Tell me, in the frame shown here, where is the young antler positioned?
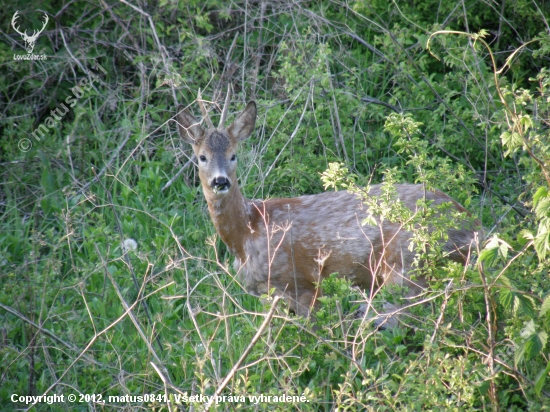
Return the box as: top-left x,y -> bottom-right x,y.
218,84 -> 232,129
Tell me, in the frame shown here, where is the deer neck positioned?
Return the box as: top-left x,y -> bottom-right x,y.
203,183 -> 251,259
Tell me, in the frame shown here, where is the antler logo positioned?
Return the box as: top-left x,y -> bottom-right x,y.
11,11 -> 49,54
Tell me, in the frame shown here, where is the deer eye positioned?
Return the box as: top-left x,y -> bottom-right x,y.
199,155 -> 207,162
230,154 -> 236,161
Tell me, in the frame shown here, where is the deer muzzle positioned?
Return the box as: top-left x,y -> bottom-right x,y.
210,176 -> 231,194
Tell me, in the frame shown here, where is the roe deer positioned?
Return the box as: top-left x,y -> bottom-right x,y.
176,92 -> 480,327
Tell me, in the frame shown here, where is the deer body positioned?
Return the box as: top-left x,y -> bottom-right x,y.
177,98 -> 479,322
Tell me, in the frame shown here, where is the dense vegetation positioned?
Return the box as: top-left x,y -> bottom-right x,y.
1,0 -> 550,410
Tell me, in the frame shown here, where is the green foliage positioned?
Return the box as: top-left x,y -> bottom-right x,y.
532,187 -> 550,261
480,235 -> 513,266
2,0 -> 550,410
319,162 -> 356,191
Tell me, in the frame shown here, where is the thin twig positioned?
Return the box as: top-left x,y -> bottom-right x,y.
95,244 -> 173,385
79,130 -> 132,193
361,96 -> 401,113
92,169 -> 166,357
213,32 -> 239,101
20,273 -> 174,411
204,296 -> 281,410
162,154 -> 196,192
264,81 -> 313,178
477,253 -> 500,411
251,1 -> 267,99
118,0 -> 178,106
430,280 -> 453,344
325,57 -> 349,162
198,89 -> 215,129
150,362 -> 170,409
0,303 -> 109,371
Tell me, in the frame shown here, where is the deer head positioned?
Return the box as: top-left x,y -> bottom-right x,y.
12,11 -> 49,54
176,90 -> 257,199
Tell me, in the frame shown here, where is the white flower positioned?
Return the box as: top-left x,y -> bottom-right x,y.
121,238 -> 138,252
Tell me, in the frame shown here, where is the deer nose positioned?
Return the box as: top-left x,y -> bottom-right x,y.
211,176 -> 231,192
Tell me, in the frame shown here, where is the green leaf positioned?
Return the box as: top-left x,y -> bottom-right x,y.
534,198 -> 550,220
500,131 -> 523,155
499,240 -> 510,260
540,294 -> 550,317
479,247 -> 498,266
516,294 -> 537,317
362,215 -> 377,227
518,229 -> 534,245
535,360 -> 550,396
480,235 -> 512,266
534,223 -> 550,261
499,288 -> 514,311
515,321 -> 548,365
533,186 -> 549,206
374,345 -> 386,356
478,380 -> 490,395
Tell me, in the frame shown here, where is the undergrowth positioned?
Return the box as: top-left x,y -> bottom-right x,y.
1,0 -> 549,410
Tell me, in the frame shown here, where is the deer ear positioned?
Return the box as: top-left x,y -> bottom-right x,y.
177,105 -> 204,144
227,101 -> 256,142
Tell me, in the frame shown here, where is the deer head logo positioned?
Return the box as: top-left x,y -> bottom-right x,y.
11,11 -> 49,54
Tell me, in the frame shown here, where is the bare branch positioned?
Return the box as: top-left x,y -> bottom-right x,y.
204,296 -> 281,410
198,89 -> 214,129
